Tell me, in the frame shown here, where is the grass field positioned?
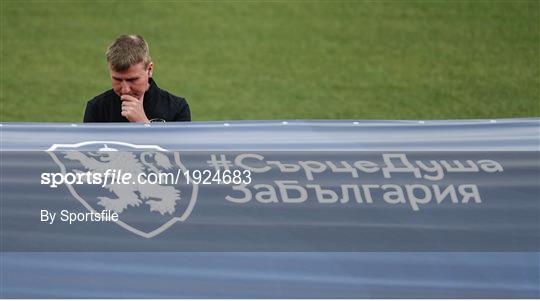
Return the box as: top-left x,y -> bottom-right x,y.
1,1 -> 538,122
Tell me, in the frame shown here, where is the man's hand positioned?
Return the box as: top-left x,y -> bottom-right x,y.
121,94 -> 149,123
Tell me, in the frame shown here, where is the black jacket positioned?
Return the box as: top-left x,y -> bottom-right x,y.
83,78 -> 190,122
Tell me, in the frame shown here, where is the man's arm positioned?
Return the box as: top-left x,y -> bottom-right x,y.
83,101 -> 97,122
174,99 -> 191,121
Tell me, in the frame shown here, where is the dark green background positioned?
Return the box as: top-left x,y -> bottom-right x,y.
1,1 -> 538,122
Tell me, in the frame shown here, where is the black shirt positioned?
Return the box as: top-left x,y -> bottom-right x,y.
83,78 -> 191,122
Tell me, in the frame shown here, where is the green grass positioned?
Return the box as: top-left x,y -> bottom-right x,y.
1,1 -> 538,122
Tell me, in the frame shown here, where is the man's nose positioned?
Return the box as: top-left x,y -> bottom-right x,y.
120,81 -> 131,94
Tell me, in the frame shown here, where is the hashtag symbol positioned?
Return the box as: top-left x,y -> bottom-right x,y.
207,154 -> 233,171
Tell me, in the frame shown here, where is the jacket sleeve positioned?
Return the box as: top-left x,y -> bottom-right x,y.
174,99 -> 191,122
83,101 -> 97,122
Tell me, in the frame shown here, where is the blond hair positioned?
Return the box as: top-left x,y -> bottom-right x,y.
106,35 -> 152,71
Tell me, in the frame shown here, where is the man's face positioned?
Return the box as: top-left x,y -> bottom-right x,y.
109,62 -> 153,101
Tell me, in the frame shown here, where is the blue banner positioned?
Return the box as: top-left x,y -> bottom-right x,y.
1,119 -> 539,297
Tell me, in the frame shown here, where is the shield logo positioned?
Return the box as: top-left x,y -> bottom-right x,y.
47,141 -> 198,238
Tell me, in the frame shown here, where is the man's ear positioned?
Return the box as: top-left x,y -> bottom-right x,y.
147,62 -> 154,78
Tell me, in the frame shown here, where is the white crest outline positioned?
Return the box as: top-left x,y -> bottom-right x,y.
47,141 -> 198,238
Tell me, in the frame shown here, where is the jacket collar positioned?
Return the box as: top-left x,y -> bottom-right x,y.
143,77 -> 159,114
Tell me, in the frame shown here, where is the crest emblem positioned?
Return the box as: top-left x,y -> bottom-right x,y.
47,141 -> 198,238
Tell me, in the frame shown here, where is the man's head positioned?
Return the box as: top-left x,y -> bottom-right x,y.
106,35 -> 153,100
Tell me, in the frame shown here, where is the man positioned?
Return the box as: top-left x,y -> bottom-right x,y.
84,35 -> 190,123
